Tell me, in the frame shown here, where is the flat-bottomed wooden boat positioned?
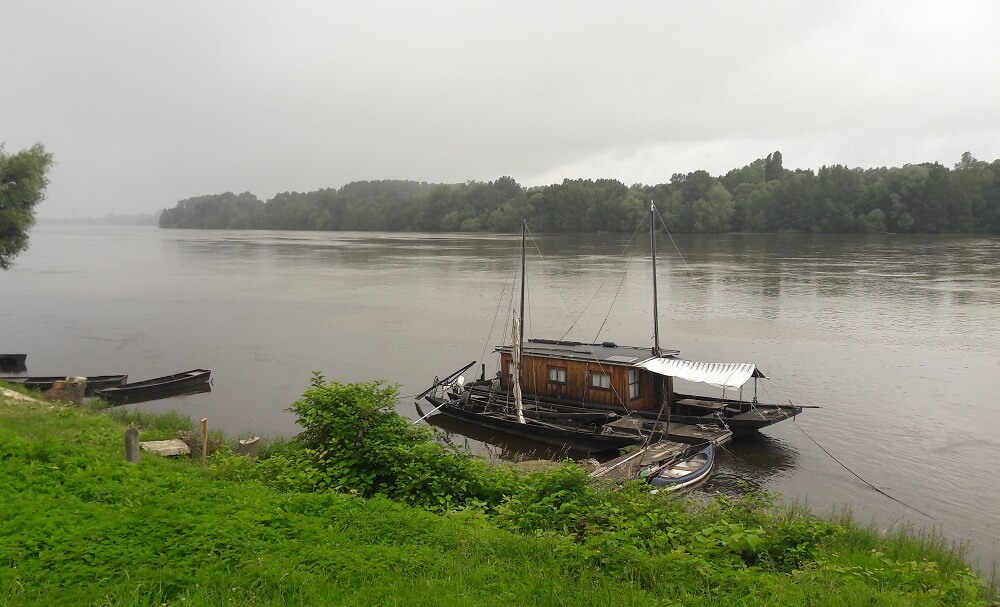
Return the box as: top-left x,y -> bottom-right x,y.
96,369 -> 211,401
0,374 -> 127,395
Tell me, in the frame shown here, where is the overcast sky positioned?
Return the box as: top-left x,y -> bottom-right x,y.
4,1 -> 999,218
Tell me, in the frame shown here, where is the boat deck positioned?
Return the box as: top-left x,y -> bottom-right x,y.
728,406 -> 801,421
590,440 -> 691,480
604,416 -> 733,446
675,397 -> 727,411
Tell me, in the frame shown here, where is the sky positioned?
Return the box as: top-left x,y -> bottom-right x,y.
3,1 -> 999,219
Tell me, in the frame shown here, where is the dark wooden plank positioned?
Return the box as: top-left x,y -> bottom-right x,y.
675,398 -> 727,410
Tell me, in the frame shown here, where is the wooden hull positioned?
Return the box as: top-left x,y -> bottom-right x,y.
0,374 -> 127,396
630,411 -> 796,436
638,394 -> 802,436
103,382 -> 212,404
96,369 -> 211,401
0,354 -> 27,367
426,396 -> 640,453
467,383 -> 789,437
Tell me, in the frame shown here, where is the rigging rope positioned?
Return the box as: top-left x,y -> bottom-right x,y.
479,259 -> 518,372
522,225 -> 570,342
590,217 -> 645,344
651,204 -> 699,280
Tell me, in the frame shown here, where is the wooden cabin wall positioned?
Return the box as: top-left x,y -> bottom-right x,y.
500,353 -> 669,411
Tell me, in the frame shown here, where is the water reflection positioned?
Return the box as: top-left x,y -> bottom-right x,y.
103,382 -> 213,405
413,402 -> 587,462
704,434 -> 800,495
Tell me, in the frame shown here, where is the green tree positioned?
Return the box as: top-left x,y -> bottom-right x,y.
951,152 -> 990,232
690,183 -> 734,232
815,165 -> 864,232
733,181 -> 778,232
764,150 -> 784,182
663,171 -> 734,232
721,158 -> 766,192
0,143 -> 55,269
771,170 -> 818,232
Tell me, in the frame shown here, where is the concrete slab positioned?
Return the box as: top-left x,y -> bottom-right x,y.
140,439 -> 190,457
0,386 -> 46,403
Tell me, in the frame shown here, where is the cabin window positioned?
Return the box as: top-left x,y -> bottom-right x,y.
589,371 -> 611,390
629,369 -> 641,399
547,366 -> 567,384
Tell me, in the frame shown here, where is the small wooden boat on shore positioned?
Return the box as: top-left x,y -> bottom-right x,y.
639,444 -> 715,491
103,381 -> 212,405
0,354 -> 28,370
0,374 -> 127,395
95,369 -> 211,401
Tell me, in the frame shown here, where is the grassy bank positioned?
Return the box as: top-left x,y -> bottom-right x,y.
0,384 -> 995,606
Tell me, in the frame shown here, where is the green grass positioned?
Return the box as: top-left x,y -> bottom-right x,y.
0,391 -> 994,606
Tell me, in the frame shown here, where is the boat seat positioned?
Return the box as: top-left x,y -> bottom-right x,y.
674,398 -> 726,411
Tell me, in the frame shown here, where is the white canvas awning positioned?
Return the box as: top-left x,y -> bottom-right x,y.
637,357 -> 764,390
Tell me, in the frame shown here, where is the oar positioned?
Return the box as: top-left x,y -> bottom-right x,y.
413,398 -> 451,424
414,360 -> 477,401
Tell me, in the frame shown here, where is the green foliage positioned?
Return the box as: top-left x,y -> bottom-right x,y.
279,373 -> 515,510
1,398 -> 644,606
0,142 -> 55,269
103,407 -> 195,439
495,466 -> 845,576
158,191 -> 264,229
1,388 -> 995,606
159,151 -> 1000,235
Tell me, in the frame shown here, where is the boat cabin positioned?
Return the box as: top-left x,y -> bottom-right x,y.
496,339 -> 679,412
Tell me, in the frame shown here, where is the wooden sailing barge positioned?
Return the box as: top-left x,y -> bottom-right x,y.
485,338 -> 800,437
423,202 -> 807,460
420,205 -> 781,455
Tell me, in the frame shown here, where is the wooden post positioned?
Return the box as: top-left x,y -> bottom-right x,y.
125,427 -> 140,463
236,436 -> 261,459
200,418 -> 208,466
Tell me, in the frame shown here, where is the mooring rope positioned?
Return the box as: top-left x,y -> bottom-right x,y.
792,419 -> 936,520
750,379 -> 936,519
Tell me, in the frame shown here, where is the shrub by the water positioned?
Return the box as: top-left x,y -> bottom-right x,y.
270,372 -> 517,510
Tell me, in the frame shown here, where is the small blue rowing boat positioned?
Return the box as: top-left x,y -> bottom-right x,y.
638,444 -> 715,491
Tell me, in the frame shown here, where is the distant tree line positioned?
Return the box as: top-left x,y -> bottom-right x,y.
158,152 -> 1000,234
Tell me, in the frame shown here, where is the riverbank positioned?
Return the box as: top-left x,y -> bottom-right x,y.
0,383 -> 995,606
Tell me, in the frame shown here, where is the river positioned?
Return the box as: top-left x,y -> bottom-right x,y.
3,224 -> 999,570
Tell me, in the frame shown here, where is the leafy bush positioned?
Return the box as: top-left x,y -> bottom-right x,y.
279,373 -> 515,510
279,375 -> 850,573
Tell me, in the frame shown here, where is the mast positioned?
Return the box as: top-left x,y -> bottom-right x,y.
650,202 -> 661,357
520,220 -> 526,363
646,200 -> 673,440
650,202 -> 671,441
512,220 -> 527,424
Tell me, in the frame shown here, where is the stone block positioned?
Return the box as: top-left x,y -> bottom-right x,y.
236,436 -> 261,458
140,439 -> 191,457
43,376 -> 87,406
125,427 -> 141,463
